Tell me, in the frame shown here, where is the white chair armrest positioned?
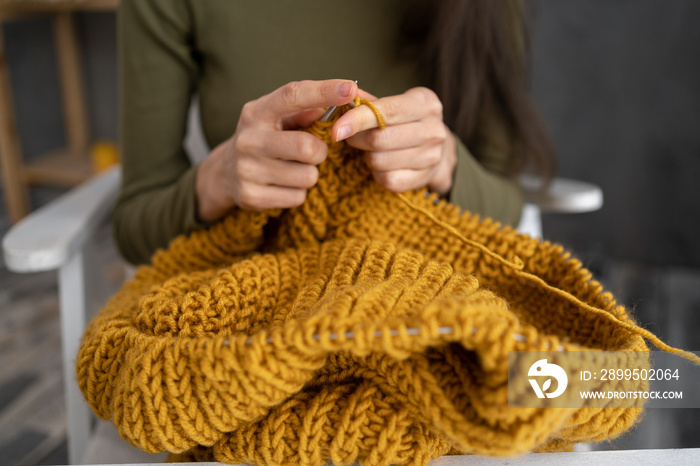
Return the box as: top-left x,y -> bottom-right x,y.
2,166 -> 121,273
520,174 -> 603,214
2,166 -> 122,463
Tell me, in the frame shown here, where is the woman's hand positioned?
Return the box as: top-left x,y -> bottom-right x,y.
196,79 -> 358,222
333,87 -> 457,195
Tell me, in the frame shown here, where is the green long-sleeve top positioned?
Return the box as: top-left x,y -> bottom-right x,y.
116,0 -> 524,265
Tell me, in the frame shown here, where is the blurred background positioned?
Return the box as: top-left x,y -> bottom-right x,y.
530,0 -> 700,453
0,0 -> 698,464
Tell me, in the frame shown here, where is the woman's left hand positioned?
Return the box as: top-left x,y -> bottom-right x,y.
332,87 -> 457,195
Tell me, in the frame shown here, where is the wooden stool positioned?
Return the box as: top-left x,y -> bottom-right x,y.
0,0 -> 118,224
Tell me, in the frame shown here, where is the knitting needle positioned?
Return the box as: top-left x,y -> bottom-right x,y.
182,327 -> 564,351
229,327 -> 564,351
320,80 -> 358,122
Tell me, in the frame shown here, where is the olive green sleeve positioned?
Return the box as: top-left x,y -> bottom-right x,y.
448,135 -> 524,227
114,0 -> 205,265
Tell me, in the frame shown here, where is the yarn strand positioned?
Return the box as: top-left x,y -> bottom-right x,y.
357,97 -> 386,129
397,192 -> 524,271
396,187 -> 700,365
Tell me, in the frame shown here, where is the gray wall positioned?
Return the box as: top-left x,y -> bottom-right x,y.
531,0 -> 700,267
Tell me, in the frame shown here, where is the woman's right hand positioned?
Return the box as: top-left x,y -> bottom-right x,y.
195,79 -> 358,223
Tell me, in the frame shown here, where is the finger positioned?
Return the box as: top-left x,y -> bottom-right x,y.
256,79 -> 358,122
372,168 -> 434,193
345,119 -> 446,152
239,157 -> 319,189
236,130 -> 328,165
282,107 -> 327,130
357,88 -> 378,101
333,87 -> 442,142
362,147 -> 442,172
237,184 -> 308,211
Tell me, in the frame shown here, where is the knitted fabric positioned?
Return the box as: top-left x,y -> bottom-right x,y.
77,99 -> 698,465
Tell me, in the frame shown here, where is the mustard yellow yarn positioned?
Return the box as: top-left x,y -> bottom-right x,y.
77,100 -> 696,465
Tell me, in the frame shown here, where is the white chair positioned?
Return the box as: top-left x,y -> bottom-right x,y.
517,173 -> 604,238
1,166 -> 166,464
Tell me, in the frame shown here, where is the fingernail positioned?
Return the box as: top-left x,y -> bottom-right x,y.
336,81 -> 353,97
336,125 -> 351,141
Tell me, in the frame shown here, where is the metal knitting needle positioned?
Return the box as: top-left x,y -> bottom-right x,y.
183,324 -> 565,351
229,327 -> 565,350
181,327 -> 536,345
320,80 -> 358,122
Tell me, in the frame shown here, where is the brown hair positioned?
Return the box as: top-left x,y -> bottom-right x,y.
401,0 -> 556,182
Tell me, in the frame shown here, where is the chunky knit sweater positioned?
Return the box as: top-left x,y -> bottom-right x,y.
77,101 -> 698,465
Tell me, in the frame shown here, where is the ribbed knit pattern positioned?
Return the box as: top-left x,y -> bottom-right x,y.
76,100 -> 696,465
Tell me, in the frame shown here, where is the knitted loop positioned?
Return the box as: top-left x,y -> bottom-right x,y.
356,96 -> 386,129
